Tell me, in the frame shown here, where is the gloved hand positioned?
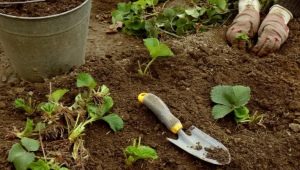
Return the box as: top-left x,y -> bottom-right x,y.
253,13 -> 289,56
226,6 -> 260,49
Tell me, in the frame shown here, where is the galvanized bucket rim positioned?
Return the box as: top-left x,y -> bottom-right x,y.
0,0 -> 89,20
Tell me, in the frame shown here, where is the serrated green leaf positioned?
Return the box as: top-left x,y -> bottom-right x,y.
40,102 -> 56,115
232,86 -> 251,107
29,159 -> 50,170
14,98 -> 33,114
76,73 -> 97,90
8,143 -> 27,162
16,118 -> 34,138
21,137 -> 40,152
15,98 -> 26,109
212,104 -> 233,119
49,89 -> 69,103
101,113 -> 124,132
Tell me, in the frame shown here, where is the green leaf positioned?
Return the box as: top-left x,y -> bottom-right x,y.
125,139 -> 158,166
143,38 -> 174,58
87,104 -> 102,120
40,102 -> 56,115
100,96 -> 114,115
14,98 -> 33,114
8,143 -> 35,170
234,106 -> 250,123
21,137 -> 40,152
212,104 -> 233,119
16,118 -> 34,138
215,0 -> 227,10
185,8 -> 200,18
8,143 -> 27,162
76,73 -> 97,90
101,113 -> 124,132
15,98 -> 26,109
163,8 -> 176,19
100,85 -> 110,96
49,89 -> 69,103
29,159 -> 50,170
232,86 -> 251,107
34,122 -> 46,132
125,145 -> 158,159
13,152 -> 35,170
211,85 -> 236,106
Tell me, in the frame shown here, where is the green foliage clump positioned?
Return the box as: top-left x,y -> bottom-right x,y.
8,137 -> 67,170
111,0 -> 231,37
210,85 -> 251,123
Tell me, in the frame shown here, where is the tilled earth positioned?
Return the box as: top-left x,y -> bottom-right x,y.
0,0 -> 300,169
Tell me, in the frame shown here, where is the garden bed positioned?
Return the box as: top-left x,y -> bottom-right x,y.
0,0 -> 300,169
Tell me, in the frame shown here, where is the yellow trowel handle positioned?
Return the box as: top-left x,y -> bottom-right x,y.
138,93 -> 183,134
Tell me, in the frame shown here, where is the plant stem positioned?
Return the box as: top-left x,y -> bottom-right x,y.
39,132 -> 47,161
158,28 -> 182,38
143,58 -> 156,75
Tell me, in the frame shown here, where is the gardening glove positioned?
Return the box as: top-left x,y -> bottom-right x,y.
253,6 -> 291,56
226,5 -> 260,49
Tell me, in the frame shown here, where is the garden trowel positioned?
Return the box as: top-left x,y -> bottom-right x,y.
138,93 -> 231,165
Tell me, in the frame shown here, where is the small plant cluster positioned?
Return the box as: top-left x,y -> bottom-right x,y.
8,137 -> 67,170
111,0 -> 231,37
138,38 -> 174,75
10,73 -> 124,169
124,137 -> 158,166
210,85 -> 263,123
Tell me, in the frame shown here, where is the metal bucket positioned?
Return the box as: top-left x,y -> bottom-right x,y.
0,0 -> 91,82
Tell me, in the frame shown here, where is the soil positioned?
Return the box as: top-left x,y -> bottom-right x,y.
0,0 -> 85,17
205,147 -> 230,165
0,0 -> 300,170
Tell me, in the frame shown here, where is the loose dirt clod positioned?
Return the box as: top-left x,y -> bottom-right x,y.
205,147 -> 229,165
190,141 -> 202,151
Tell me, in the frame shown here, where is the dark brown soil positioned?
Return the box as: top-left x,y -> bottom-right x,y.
0,0 -> 85,17
205,147 -> 230,165
0,0 -> 300,170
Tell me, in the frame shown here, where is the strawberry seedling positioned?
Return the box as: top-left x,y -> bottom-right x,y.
124,137 -> 158,166
15,98 -> 35,115
138,38 -> 174,75
8,137 -> 68,170
210,85 -> 251,123
68,73 -> 124,142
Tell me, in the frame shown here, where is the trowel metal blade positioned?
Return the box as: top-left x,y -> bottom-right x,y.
167,126 -> 231,165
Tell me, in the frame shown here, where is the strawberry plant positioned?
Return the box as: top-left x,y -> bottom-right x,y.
124,137 -> 158,166
68,73 -> 124,142
111,0 -> 231,37
138,38 -> 174,75
12,72 -> 124,168
210,85 -> 251,123
8,137 -> 67,170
